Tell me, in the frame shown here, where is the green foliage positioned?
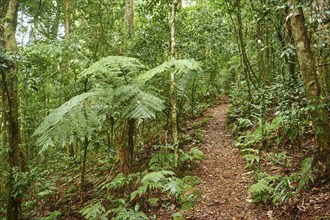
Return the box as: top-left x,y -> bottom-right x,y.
39,211 -> 62,220
191,116 -> 212,129
80,56 -> 146,87
229,75 -> 309,147
112,205 -> 148,220
136,59 -> 200,86
113,85 -> 164,124
180,147 -> 205,164
33,91 -> 105,150
93,145 -> 203,218
294,157 -> 314,189
148,146 -> 175,171
97,172 -> 141,192
33,56 -> 203,153
236,115 -> 283,149
267,151 -> 291,168
248,173 -> 280,203
248,157 -> 314,205
80,202 -> 109,220
130,170 -> 175,201
240,148 -> 260,169
34,56 -> 167,150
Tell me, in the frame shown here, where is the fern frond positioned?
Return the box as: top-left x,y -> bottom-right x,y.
80,56 -> 146,86
299,157 -> 313,175
136,59 -> 200,84
33,90 -> 107,151
164,177 -> 183,195
113,84 -> 165,124
141,170 -> 175,183
248,179 -> 274,194
130,183 -> 148,201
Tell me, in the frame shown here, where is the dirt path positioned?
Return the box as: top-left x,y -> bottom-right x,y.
189,104 -> 264,220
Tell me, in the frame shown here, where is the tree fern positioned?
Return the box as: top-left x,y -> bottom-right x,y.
33,90 -> 107,151
34,56 -> 165,150
80,56 -> 146,87
135,59 -> 200,85
116,85 -> 164,124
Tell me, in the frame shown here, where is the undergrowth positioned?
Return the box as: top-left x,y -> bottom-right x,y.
227,75 -> 316,207
79,145 -> 204,219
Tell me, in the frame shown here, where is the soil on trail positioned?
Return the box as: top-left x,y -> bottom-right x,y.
189,104 -> 263,220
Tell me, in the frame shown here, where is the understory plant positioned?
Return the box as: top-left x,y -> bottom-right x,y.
80,145 -> 203,219
248,157 -> 314,205
228,75 -> 316,206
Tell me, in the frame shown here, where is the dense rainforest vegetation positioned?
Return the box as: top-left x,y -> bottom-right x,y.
0,0 -> 329,219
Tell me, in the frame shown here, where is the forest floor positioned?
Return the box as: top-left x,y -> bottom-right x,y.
184,103 -> 265,220
183,103 -> 330,220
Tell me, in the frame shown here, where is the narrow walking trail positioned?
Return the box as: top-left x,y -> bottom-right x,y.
189,103 -> 264,220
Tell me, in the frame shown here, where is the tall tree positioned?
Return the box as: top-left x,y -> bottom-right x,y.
170,0 -> 179,168
125,0 -> 134,38
64,0 -> 71,38
1,0 -> 25,219
290,0 -> 330,175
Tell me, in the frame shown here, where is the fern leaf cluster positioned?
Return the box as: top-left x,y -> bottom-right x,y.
33,90 -> 106,150
34,56 -> 201,151
80,56 -> 145,86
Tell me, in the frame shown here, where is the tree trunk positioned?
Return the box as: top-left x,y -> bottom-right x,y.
128,118 -> 135,168
65,0 -> 71,38
125,0 -> 134,38
80,136 -> 88,203
290,0 -> 330,175
1,0 -> 25,219
170,0 -> 179,168
284,4 -> 297,81
235,0 -> 253,105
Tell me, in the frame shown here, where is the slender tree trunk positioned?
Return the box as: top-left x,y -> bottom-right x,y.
284,4 -> 297,81
170,0 -> 179,168
128,118 -> 135,168
319,55 -> 330,96
235,0 -> 253,104
80,136 -> 88,203
290,0 -> 330,175
64,0 -> 75,157
119,125 -> 131,174
80,80 -> 88,202
125,0 -> 134,38
65,0 -> 71,38
261,22 -> 270,84
1,1 -> 25,219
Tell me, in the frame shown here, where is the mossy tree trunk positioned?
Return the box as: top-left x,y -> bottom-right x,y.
290,0 -> 330,175
170,0 -> 179,168
1,0 -> 26,219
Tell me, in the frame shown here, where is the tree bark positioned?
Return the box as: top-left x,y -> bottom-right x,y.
65,0 -> 71,38
125,0 -> 134,38
1,0 -> 25,219
128,118 -> 135,168
235,0 -> 253,104
170,0 -> 179,168
284,4 -> 297,80
290,0 -> 330,175
80,136 -> 88,203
